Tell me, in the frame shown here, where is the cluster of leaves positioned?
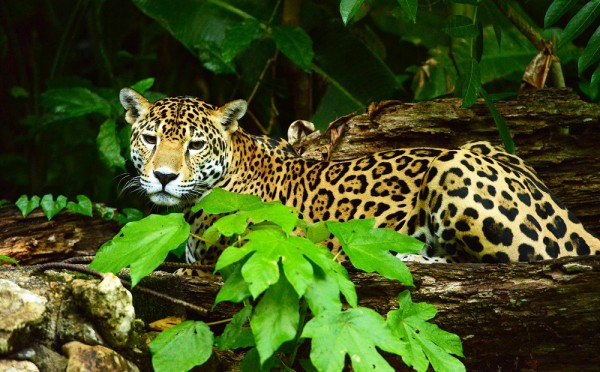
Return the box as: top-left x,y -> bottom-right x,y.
11,194 -> 142,225
91,188 -> 464,371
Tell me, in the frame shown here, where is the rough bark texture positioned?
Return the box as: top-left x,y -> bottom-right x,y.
0,207 -> 120,265
298,89 -> 600,236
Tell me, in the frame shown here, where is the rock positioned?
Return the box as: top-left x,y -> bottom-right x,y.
0,279 -> 47,354
14,343 -> 68,371
0,359 -> 40,371
71,273 -> 135,347
62,341 -> 140,372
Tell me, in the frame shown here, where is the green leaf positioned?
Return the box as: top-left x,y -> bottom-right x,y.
271,25 -> 314,72
215,260 -> 252,305
591,63 -> 600,90
305,221 -> 330,243
192,188 -> 262,213
340,0 -> 365,25
150,320 -> 214,372
327,219 -> 423,286
460,59 -> 481,108
240,348 -> 279,372
302,307 -> 408,372
241,230 -> 314,298
303,264 -> 343,316
387,291 -> 465,372
442,15 -> 479,38
97,119 -> 126,170
0,255 -> 18,265
130,77 -> 155,94
250,273 -> 299,364
222,20 -> 263,62
196,41 -> 236,74
66,195 -> 93,217
41,88 -> 112,121
397,0 -> 418,23
90,213 -> 190,287
216,305 -> 255,351
95,204 -> 116,221
115,208 -> 145,225
481,89 -> 515,154
15,195 -> 40,218
579,25 -> 600,74
544,0 -> 580,28
40,194 -> 67,220
558,0 -> 600,48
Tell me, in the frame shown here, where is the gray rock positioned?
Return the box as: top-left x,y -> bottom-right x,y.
62,341 -> 140,372
14,343 -> 68,372
0,279 -> 47,355
71,273 -> 135,348
0,359 -> 40,371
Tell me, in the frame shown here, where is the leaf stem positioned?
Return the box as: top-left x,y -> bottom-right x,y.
206,317 -> 233,326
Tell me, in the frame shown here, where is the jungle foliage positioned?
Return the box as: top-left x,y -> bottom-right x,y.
1,0 -> 598,207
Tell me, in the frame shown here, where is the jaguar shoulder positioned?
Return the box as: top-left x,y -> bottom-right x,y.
119,88 -> 600,264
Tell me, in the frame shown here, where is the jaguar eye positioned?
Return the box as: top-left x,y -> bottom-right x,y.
189,140 -> 205,151
143,134 -> 157,145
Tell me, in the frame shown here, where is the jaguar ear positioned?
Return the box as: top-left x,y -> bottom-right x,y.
217,99 -> 247,133
120,88 -> 150,125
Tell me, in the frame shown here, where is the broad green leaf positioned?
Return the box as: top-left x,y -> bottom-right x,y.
241,230 -> 314,298
192,188 -> 262,213
215,260 -> 252,305
579,25 -> 600,74
216,305 -> 255,351
271,25 -> 314,72
95,203 -> 116,221
215,245 -> 255,272
302,307 -> 408,372
305,221 -> 330,243
40,194 -> 67,220
250,273 -> 299,364
442,15 -> 479,38
15,195 -> 40,218
327,219 -> 423,286
481,89 -> 515,154
90,213 -> 189,286
591,63 -> 600,90
41,88 -> 112,121
544,0 -> 580,27
0,255 -> 18,265
222,20 -> 263,62
387,291 -> 465,372
115,208 -> 145,225
340,0 -> 365,25
130,77 -> 155,94
460,59 -> 481,108
398,0 -> 418,23
97,118 -> 126,170
558,0 -> 600,48
240,348 -> 279,372
150,320 -> 214,372
303,264 -> 343,315
196,41 -> 236,74
66,195 -> 93,217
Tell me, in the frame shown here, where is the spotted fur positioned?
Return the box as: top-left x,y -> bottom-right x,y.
120,88 -> 600,264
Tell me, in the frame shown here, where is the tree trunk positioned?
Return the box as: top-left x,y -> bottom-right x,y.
0,207 -> 120,265
298,89 -> 600,236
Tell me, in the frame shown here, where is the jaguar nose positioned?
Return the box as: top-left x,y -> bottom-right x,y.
153,171 -> 179,187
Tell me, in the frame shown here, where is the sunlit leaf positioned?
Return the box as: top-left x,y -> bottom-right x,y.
271,25 -> 314,72
150,320 -> 213,372
15,195 -> 40,218
340,0 -> 365,25
130,77 -> 155,94
215,305 -> 254,351
40,194 -> 67,220
222,20 -> 263,62
41,88 -> 112,122
97,119 -> 126,170
66,195 -> 93,217
481,89 -> 515,154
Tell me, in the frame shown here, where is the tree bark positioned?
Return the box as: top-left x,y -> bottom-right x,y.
298,89 -> 600,236
0,207 -> 120,265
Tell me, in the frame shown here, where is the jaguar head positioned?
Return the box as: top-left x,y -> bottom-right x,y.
119,88 -> 247,207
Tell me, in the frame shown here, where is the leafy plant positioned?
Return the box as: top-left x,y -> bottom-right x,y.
90,188 -> 464,371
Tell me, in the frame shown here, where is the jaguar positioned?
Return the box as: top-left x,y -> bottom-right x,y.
119,87 -> 600,264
